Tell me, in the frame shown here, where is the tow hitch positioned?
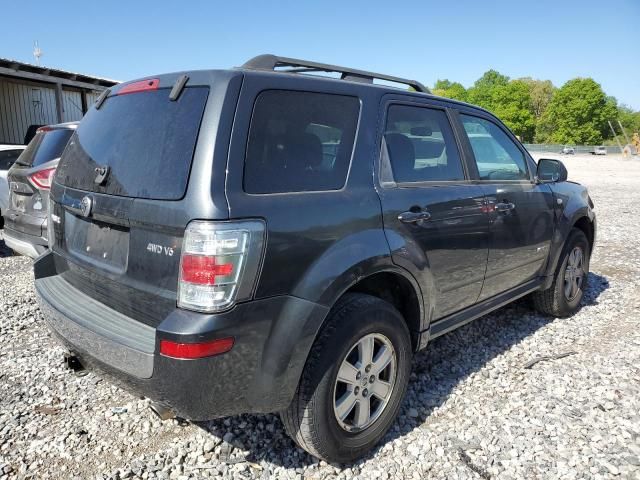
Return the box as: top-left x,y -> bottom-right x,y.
63,353 -> 87,376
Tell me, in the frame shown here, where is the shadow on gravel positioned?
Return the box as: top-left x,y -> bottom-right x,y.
194,273 -> 609,468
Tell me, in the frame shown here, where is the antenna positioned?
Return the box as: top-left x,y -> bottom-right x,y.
33,41 -> 43,66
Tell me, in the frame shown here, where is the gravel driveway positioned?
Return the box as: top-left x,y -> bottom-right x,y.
1,155 -> 639,480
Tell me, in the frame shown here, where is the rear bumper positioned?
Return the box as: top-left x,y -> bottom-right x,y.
3,227 -> 47,258
34,252 -> 328,420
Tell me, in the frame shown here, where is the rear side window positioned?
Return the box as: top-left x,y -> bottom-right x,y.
244,91 -> 359,194
384,105 -> 464,183
56,87 -> 208,200
0,149 -> 24,170
17,129 -> 73,167
460,115 -> 529,181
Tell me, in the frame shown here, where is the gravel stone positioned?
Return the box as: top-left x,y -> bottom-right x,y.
0,155 -> 639,479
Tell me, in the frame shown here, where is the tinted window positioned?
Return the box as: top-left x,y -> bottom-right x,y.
56,87 -> 208,200
0,149 -> 24,170
244,91 -> 359,194
17,129 -> 73,167
461,115 -> 528,181
384,105 -> 464,183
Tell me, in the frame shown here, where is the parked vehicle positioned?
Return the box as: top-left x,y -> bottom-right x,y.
0,145 -> 27,229
3,123 -> 77,257
34,55 -> 596,463
560,145 -> 575,154
592,146 -> 607,155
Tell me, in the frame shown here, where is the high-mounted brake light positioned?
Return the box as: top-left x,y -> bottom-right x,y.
159,337 -> 234,359
37,126 -> 53,133
29,167 -> 57,190
178,220 -> 265,313
117,78 -> 160,96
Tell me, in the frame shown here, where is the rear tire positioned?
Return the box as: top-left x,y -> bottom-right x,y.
533,228 -> 590,317
281,293 -> 412,463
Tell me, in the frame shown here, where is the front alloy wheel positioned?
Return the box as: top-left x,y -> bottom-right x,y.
564,246 -> 585,301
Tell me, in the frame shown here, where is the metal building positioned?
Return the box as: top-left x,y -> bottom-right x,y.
0,58 -> 118,145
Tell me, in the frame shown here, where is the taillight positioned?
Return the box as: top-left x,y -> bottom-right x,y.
178,220 -> 265,313
29,167 -> 56,190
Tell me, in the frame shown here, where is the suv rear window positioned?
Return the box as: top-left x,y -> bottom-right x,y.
244,90 -> 359,194
17,129 -> 73,167
56,87 -> 208,200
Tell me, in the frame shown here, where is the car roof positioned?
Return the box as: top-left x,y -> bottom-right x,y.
0,144 -> 27,151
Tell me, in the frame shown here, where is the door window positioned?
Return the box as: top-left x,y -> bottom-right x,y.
383,105 -> 464,183
460,115 -> 529,181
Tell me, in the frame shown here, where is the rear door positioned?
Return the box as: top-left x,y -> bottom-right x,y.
458,112 -> 554,300
376,98 -> 489,320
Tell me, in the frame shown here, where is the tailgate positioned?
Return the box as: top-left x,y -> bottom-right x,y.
49,79 -> 212,327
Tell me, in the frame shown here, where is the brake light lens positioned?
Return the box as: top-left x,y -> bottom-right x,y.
29,167 -> 57,190
178,220 -> 265,313
117,78 -> 160,96
159,337 -> 234,359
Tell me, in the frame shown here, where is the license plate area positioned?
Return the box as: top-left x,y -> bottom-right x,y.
64,212 -> 129,273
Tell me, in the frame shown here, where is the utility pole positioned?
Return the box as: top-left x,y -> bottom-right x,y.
617,120 -> 631,146
609,121 -> 623,153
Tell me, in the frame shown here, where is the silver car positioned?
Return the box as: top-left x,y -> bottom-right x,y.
0,145 -> 27,229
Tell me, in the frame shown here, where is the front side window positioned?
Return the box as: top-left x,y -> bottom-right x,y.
244,91 -> 360,194
460,115 -> 529,181
383,105 -> 464,183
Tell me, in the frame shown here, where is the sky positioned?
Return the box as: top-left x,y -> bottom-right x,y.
2,0 -> 639,109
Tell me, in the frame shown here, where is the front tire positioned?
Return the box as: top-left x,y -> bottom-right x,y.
533,228 -> 590,317
281,293 -> 412,463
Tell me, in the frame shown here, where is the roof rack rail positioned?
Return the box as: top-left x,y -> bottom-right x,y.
241,54 -> 430,93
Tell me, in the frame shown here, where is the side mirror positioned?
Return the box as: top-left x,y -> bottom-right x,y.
537,158 -> 568,183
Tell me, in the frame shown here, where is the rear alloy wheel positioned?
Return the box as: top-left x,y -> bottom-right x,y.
281,293 -> 412,463
533,228 -> 590,317
333,333 -> 397,432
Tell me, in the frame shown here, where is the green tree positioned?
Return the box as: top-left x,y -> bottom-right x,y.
464,70 -> 536,141
432,79 -> 467,101
539,78 -> 618,144
520,78 -> 555,119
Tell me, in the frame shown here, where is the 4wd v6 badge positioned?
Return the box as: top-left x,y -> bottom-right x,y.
146,243 -> 174,256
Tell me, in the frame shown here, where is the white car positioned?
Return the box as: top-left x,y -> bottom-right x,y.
0,145 -> 27,228
592,146 -> 607,155
560,146 -> 575,155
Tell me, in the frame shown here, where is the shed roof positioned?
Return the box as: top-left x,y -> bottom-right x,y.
0,57 -> 119,90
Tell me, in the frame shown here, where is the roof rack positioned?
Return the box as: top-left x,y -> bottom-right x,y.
241,54 -> 430,93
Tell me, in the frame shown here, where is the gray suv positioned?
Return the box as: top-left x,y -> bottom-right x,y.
4,122 -> 77,257
34,55 -> 596,462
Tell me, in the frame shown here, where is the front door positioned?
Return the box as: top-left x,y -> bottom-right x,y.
377,101 -> 489,320
459,113 -> 555,300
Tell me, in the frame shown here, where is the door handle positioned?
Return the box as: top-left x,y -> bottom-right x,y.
398,210 -> 431,223
495,202 -> 516,212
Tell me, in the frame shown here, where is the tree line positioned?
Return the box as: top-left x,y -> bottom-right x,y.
432,71 -> 640,145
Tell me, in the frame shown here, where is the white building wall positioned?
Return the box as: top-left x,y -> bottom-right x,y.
0,77 -> 104,144
0,78 -> 58,144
